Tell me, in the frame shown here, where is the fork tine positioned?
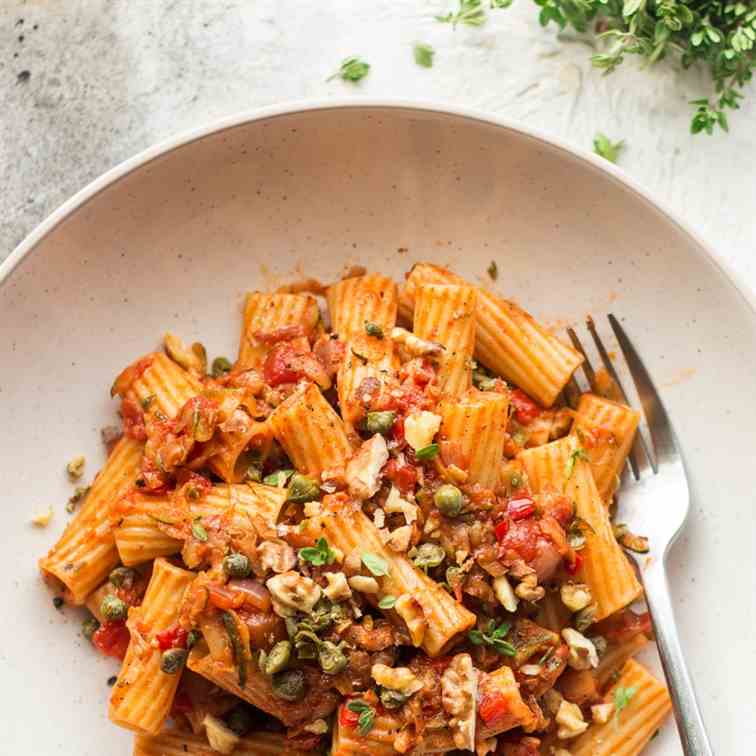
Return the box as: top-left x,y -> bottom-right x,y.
567,327 -> 598,392
607,314 -> 681,468
586,317 -> 655,477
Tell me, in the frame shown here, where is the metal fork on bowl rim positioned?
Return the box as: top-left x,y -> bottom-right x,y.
565,314 -> 714,756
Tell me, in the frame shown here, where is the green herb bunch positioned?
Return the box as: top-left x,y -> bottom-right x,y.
531,0 -> 756,134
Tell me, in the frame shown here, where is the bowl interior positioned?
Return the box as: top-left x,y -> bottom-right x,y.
2,104 -> 755,754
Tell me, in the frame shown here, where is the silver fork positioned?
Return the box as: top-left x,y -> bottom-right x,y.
565,314 -> 714,756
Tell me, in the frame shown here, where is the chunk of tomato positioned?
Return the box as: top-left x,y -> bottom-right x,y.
510,389 -> 541,425
479,692 -> 511,726
92,621 -> 130,660
263,343 -> 302,386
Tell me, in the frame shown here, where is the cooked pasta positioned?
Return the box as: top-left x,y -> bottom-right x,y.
413,283 -> 477,397
438,388 -> 509,488
570,660 -> 672,756
238,291 -> 320,369
399,262 -> 582,406
114,483 -> 287,566
519,436 -> 642,620
39,263 -> 670,756
572,392 -> 641,503
134,729 -> 312,756
109,558 -> 195,734
39,436 -> 144,604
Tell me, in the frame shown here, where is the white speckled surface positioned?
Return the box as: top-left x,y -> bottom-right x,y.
1,0 -> 755,295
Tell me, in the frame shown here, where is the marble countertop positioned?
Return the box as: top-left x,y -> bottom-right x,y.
2,1 -> 754,295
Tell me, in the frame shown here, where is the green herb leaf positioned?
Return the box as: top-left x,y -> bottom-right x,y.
358,707 -> 375,735
415,443 -> 440,461
263,469 -> 294,487
487,260 -> 498,280
593,133 -> 625,164
361,551 -> 389,577
468,621 -> 515,655
413,43 -> 435,68
329,57 -> 370,83
299,537 -> 337,567
436,0 -> 487,27
346,699 -> 371,713
564,447 -> 589,480
613,685 -> 638,721
192,518 -> 209,542
378,595 -> 397,609
517,0 -> 753,135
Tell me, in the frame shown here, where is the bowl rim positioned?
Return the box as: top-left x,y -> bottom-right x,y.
2,97 -> 754,315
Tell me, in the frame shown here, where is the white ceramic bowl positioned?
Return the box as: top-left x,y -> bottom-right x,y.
1,101 -> 754,755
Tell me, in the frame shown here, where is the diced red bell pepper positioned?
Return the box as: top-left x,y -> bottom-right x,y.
384,458 -> 417,495
155,625 -> 188,651
510,389 -> 541,425
508,495 -> 536,521
339,703 -> 361,729
495,519 -> 511,541
479,692 -> 511,725
92,621 -> 131,660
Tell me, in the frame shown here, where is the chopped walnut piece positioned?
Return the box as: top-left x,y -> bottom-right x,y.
441,653 -> 477,751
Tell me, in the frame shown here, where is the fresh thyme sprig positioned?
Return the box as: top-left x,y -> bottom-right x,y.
528,0 -> 756,134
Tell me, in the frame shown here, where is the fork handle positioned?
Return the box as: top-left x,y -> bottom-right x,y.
642,564 -> 715,755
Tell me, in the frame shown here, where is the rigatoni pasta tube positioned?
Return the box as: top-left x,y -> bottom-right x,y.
413,283 -> 476,397
308,507 -> 475,656
331,663 -> 534,756
124,352 -> 203,419
109,558 -> 194,734
133,728 -> 312,756
187,644 -> 340,727
238,292 -> 320,369
331,708 -> 402,756
570,659 -> 672,756
39,436 -> 143,604
114,483 -> 287,566
519,437 -> 642,620
400,263 -> 582,407
326,273 -> 398,340
438,388 -> 509,489
337,333 -> 398,430
572,393 -> 640,502
268,381 -> 353,475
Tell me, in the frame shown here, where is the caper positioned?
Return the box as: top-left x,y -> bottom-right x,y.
186,629 -> 201,649
100,594 -> 128,622
271,669 -> 306,701
380,687 -> 409,709
226,704 -> 254,736
293,629 -> 321,660
411,542 -> 446,571
286,473 -> 321,503
434,484 -> 464,517
364,321 -> 384,338
365,411 -> 396,435
318,640 -> 348,675
212,356 -> 233,378
308,599 -> 336,632
108,566 -> 137,589
222,552 -> 251,579
82,615 -> 100,641
160,647 -> 188,674
262,641 -> 292,675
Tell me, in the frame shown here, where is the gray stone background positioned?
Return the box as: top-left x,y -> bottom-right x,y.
1,1 -> 754,294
